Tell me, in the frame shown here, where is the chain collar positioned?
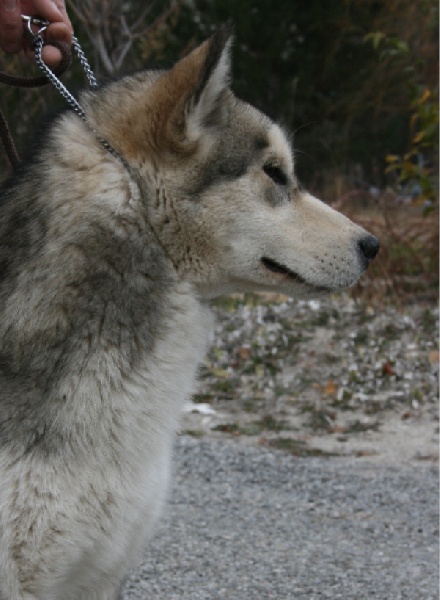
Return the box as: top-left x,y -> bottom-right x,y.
22,15 -> 127,167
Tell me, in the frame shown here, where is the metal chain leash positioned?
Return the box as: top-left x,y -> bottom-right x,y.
23,15 -> 125,164
33,34 -> 86,118
0,18 -> 72,169
71,38 -> 98,89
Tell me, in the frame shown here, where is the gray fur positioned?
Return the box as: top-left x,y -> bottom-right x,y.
0,29 -> 377,600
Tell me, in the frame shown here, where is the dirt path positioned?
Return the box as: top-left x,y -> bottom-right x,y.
181,294 -> 439,464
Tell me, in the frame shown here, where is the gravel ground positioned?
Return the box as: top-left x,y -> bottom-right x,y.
121,437 -> 439,600
120,294 -> 438,599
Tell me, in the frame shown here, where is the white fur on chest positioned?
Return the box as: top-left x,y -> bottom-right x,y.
79,285 -> 212,586
0,284 -> 212,600
77,284 -> 212,580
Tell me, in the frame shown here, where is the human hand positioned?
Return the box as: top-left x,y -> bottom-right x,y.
0,0 -> 73,68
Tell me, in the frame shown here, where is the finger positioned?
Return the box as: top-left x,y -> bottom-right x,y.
32,0 -> 73,34
0,0 -> 24,53
40,44 -> 62,67
53,0 -> 73,34
41,21 -> 72,67
22,20 -> 72,68
24,43 -> 64,68
41,23 -> 72,68
45,20 -> 72,46
23,21 -> 71,67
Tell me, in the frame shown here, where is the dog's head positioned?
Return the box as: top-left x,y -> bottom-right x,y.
83,27 -> 379,299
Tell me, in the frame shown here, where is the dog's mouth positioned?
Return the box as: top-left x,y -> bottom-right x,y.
261,257 -> 309,283
261,257 -> 330,291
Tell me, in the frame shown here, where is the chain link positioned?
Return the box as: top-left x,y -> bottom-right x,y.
25,17 -> 127,166
71,37 -> 98,89
33,35 -> 86,118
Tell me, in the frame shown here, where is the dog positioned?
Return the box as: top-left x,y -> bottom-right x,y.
0,26 -> 378,600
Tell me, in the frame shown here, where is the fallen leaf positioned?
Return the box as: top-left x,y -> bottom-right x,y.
328,424 -> 347,434
429,350 -> 439,364
324,379 -> 338,395
237,347 -> 251,360
355,450 -> 378,457
382,361 -> 395,376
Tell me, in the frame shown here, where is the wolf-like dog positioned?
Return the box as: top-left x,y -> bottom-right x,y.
0,27 -> 378,600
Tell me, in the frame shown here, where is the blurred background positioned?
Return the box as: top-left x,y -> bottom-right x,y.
0,0 -> 438,302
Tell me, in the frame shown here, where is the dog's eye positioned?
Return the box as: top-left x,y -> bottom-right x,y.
263,164 -> 288,186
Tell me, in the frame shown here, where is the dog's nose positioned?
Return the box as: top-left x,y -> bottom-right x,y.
358,235 -> 380,261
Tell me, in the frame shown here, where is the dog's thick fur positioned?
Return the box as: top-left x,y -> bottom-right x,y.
0,28 -> 378,600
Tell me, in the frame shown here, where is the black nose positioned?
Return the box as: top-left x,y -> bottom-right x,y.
358,235 -> 380,261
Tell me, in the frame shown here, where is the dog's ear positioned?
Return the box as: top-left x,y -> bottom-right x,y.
80,26 -> 234,161
153,24 -> 234,151
184,24 -> 233,136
